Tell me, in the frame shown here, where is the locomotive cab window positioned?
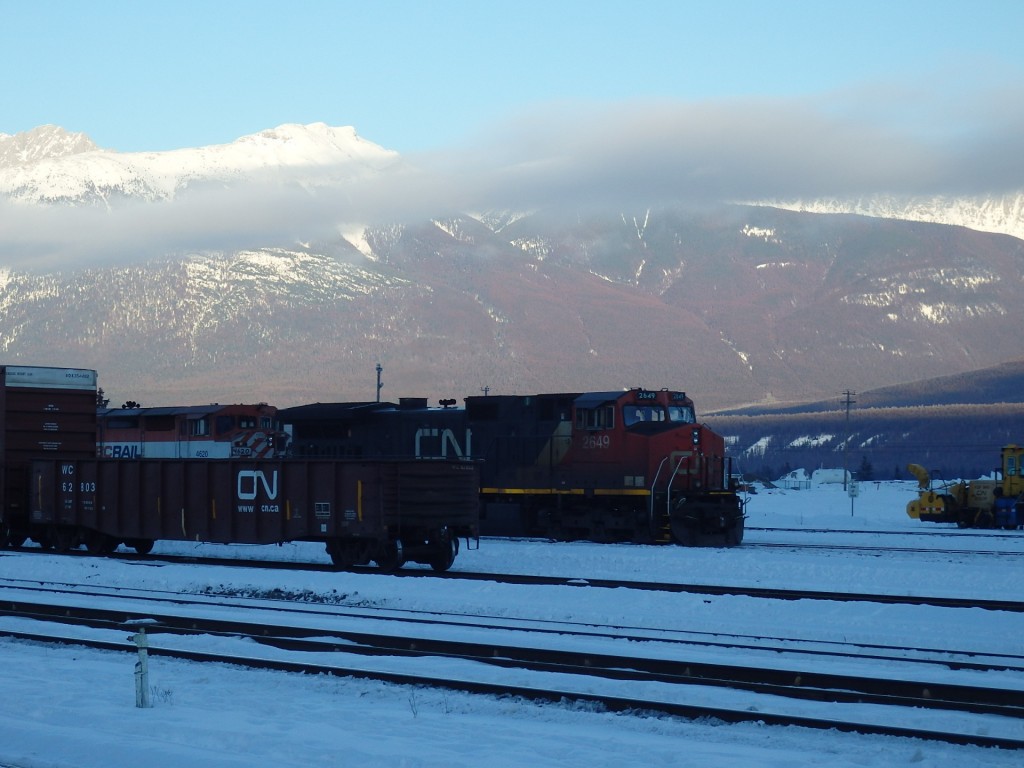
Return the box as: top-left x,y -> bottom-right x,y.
187,417 -> 209,437
145,415 -> 176,431
575,405 -> 615,430
105,416 -> 140,430
624,406 -> 667,426
216,415 -> 236,435
668,405 -> 696,423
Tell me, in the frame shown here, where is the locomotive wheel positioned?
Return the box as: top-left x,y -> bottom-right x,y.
375,540 -> 405,572
724,515 -> 745,546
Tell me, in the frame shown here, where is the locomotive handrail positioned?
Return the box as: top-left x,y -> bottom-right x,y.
648,453 -> 688,536
664,453 -> 688,520
649,456 -> 671,536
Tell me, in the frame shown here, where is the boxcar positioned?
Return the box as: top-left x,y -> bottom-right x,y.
1,365 -> 98,547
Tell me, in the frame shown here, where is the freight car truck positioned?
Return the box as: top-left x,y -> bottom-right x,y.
906,444 -> 1024,529
0,365 -> 98,547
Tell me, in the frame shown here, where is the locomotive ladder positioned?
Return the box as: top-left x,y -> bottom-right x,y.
649,454 -> 688,543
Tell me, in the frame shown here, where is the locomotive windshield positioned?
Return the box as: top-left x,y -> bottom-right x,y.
623,404 -> 695,427
668,405 -> 695,423
623,406 -> 665,426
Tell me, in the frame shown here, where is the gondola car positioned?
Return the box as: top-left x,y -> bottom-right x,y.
281,388 -> 744,546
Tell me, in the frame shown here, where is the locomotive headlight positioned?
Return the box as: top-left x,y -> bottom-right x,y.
692,428 -> 700,445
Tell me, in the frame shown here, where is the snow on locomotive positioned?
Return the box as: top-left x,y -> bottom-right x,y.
281,388 -> 745,546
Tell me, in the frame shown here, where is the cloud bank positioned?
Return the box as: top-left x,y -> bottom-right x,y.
3,86 -> 1023,271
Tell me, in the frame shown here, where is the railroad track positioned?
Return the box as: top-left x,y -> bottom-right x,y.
1,587 -> 1023,750
741,541 -> 1024,557
3,575 -> 1022,673
748,525 -> 1024,540
4,548 -> 1022,612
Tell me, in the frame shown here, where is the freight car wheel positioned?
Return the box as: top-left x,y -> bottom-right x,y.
50,526 -> 76,553
375,540 -> 405,572
429,538 -> 458,573
85,531 -> 117,556
2,525 -> 27,549
128,539 -> 154,555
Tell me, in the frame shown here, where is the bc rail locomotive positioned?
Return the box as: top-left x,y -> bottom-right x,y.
0,365 -> 478,571
281,388 -> 745,546
97,403 -> 289,459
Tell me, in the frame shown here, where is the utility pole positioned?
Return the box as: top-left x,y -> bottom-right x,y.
842,389 -> 856,491
480,386 -> 490,396
376,364 -> 383,403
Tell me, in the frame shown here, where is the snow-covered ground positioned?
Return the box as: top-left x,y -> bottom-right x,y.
1,480 -> 1022,767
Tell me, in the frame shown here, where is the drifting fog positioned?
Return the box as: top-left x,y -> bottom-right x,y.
2,88 -> 1024,271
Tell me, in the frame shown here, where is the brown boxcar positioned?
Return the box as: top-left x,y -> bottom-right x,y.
1,365 -> 98,547
31,458 -> 479,572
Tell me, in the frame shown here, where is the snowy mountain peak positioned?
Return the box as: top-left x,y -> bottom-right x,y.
0,125 -> 98,168
0,123 -> 399,205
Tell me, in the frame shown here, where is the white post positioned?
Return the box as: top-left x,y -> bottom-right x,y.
128,623 -> 154,708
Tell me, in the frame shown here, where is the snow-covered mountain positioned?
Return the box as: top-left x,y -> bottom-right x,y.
0,123 -> 400,205
5,124 -> 1024,242
762,193 -> 1024,243
1,123 -> 1023,411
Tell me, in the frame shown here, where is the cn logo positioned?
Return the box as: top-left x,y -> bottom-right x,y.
414,428 -> 472,458
237,470 -> 279,500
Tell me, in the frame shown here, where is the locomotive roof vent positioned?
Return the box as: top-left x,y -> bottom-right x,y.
398,397 -> 429,410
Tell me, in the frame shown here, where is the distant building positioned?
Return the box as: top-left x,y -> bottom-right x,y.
811,468 -> 851,485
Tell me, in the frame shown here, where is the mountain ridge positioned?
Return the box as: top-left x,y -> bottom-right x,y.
1,123 -> 1023,414
0,123 -> 399,205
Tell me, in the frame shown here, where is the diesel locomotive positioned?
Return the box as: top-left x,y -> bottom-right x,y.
97,403 -> 289,459
281,388 -> 745,546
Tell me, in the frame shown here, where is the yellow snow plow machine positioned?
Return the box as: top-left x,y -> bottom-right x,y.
906,445 -> 1024,529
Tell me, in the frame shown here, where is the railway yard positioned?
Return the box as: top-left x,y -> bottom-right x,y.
1,481 -> 1022,766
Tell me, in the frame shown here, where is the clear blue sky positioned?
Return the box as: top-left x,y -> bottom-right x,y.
3,0 -> 1024,274
3,0 -> 1022,154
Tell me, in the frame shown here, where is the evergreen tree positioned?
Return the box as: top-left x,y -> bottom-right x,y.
858,455 -> 874,481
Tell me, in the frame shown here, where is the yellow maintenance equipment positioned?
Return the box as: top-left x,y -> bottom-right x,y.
906,445 -> 1024,529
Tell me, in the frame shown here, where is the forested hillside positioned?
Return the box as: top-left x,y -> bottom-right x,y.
708,358 -> 1024,481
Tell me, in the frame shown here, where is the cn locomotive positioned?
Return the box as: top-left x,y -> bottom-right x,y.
281,388 -> 745,546
0,365 -> 478,571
